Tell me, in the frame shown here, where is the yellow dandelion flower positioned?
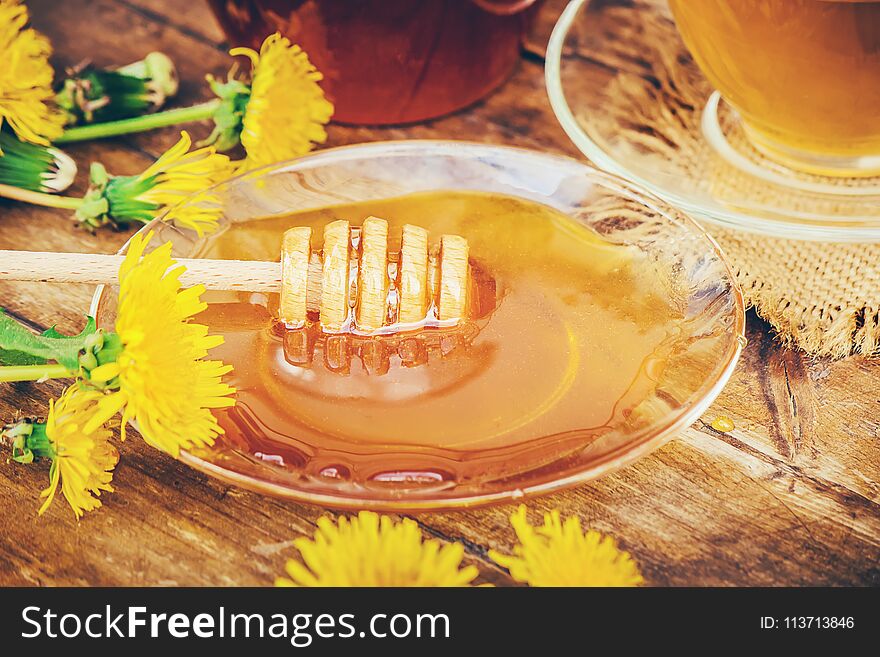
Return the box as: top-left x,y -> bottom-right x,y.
38,385 -> 118,519
232,33 -> 334,170
276,511 -> 479,587
489,505 -> 644,587
58,34 -> 334,168
136,131 -> 229,216
84,231 -> 236,457
77,131 -> 232,234
0,0 -> 65,147
209,33 -> 334,171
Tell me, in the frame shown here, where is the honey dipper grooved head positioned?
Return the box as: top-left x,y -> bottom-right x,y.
279,227 -> 311,325
438,234 -> 469,321
398,224 -> 429,324
356,217 -> 390,331
320,220 -> 351,331
279,218 -> 472,333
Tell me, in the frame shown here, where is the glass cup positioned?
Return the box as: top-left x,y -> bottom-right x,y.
208,0 -> 541,125
668,0 -> 880,177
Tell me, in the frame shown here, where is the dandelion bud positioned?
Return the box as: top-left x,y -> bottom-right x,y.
56,52 -> 179,125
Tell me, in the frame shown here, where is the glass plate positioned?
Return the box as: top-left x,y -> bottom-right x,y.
90,141 -> 744,511
545,0 -> 880,242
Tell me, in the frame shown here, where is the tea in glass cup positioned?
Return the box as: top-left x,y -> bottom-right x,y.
668,0 -> 880,176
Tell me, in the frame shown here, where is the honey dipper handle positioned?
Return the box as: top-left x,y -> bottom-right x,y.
0,250 -> 282,292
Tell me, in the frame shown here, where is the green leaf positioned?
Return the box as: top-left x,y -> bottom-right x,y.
0,349 -> 46,366
37,316 -> 98,344
40,326 -> 64,339
0,310 -> 97,371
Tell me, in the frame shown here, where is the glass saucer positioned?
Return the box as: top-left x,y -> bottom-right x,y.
90,141 -> 744,511
545,0 -> 880,242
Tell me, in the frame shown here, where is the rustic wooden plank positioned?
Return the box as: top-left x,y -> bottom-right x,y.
117,0 -> 228,47
0,430 -> 510,586
0,0 -> 877,587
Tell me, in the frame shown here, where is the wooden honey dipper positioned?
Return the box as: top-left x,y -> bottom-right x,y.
277,217 -> 483,375
279,217 -> 471,333
0,217 -> 478,331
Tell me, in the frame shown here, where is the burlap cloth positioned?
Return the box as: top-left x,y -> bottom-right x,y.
710,231 -> 880,359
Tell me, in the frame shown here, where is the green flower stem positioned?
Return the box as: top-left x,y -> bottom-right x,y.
0,183 -> 82,209
56,99 -> 220,143
0,363 -> 73,383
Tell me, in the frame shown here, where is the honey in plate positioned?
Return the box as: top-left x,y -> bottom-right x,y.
195,191 -> 684,490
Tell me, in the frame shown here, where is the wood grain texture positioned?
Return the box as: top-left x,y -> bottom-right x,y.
1,0 -> 877,587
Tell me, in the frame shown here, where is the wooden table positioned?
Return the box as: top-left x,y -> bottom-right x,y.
1,0 -> 877,587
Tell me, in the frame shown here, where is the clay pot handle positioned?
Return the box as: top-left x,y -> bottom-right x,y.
470,0 -> 540,17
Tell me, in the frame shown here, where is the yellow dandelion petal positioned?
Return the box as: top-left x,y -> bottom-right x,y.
38,386 -> 119,519
0,0 -> 65,147
138,131 -> 233,235
88,362 -> 121,383
275,511 -> 479,587
235,33 -> 334,171
489,505 -> 644,587
82,390 -> 127,435
106,231 -> 236,457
